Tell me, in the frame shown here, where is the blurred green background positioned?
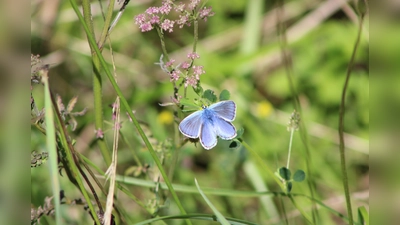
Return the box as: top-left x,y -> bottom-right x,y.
31,0 -> 369,224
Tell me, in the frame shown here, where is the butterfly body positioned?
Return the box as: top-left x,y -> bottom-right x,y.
179,100 -> 237,150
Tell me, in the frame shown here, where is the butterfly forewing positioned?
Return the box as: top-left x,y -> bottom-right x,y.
179,111 -> 203,138
208,100 -> 236,121
200,119 -> 218,150
213,116 -> 237,140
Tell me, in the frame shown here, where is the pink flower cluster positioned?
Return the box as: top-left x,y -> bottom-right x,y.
187,52 -> 200,60
184,65 -> 205,87
183,52 -> 205,87
134,0 -> 215,32
163,52 -> 205,88
199,6 -> 215,21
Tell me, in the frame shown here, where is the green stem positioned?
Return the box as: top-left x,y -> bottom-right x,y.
286,129 -> 294,169
81,0 -> 111,165
192,20 -> 198,53
98,0 -> 115,49
156,27 -> 170,62
338,13 -> 365,225
288,195 -> 313,224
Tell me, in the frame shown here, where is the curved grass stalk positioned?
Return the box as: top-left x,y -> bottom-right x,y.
133,213 -> 258,225
338,8 -> 366,225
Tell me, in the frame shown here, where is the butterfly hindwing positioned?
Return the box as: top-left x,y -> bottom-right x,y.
208,100 -> 236,121
213,116 -> 237,140
179,110 -> 203,138
200,119 -> 218,150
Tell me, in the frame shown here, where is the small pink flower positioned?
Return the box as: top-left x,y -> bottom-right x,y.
171,94 -> 182,104
180,61 -> 190,70
159,2 -> 172,14
146,7 -> 159,15
135,14 -> 146,25
199,6 -> 215,21
161,19 -> 174,32
95,129 -> 104,139
185,76 -> 198,87
187,52 -> 200,60
170,70 -> 180,82
188,0 -> 201,10
177,15 -> 190,28
193,65 -> 205,77
150,15 -> 160,24
114,122 -> 122,130
165,59 -> 175,67
139,22 -> 153,32
174,2 -> 185,12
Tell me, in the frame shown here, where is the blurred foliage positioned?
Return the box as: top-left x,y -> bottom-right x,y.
31,0 -> 369,224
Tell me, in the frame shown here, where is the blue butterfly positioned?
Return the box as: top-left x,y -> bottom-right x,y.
179,100 -> 237,150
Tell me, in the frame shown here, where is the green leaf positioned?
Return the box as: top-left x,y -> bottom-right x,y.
194,179 -> 230,225
279,167 -> 291,181
286,182 -> 293,193
203,89 -> 217,103
180,98 -> 201,111
229,140 -> 239,148
193,83 -> 203,96
42,71 -> 62,225
236,127 -> 245,138
358,206 -> 369,225
293,170 -> 306,182
219,89 -> 230,101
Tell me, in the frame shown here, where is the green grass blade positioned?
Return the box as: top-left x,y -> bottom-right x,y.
133,213 -> 258,225
42,70 -> 62,225
194,178 -> 230,225
358,206 -> 369,225
240,0 -> 263,54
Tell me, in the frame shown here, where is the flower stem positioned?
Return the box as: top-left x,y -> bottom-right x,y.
338,11 -> 365,225
286,129 -> 294,169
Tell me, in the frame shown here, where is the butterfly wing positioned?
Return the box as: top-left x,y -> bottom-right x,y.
200,118 -> 218,150
208,100 -> 236,121
179,110 -> 203,138
214,116 -> 237,140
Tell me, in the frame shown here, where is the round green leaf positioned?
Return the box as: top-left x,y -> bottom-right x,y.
236,127 -> 245,138
203,89 -> 217,103
279,167 -> 291,181
193,84 -> 203,96
229,140 -> 240,149
219,89 -> 230,101
293,170 -> 306,182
